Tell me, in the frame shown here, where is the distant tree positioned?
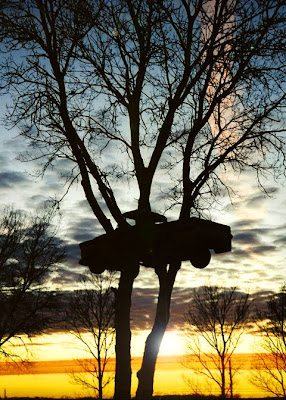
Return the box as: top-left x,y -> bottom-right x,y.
185,285 -> 251,398
0,206 -> 65,361
65,272 -> 115,400
0,1 -> 285,398
250,285 -> 286,398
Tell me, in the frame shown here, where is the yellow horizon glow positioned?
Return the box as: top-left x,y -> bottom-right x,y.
2,329 -> 259,364
0,329 -> 270,398
0,353 -> 272,398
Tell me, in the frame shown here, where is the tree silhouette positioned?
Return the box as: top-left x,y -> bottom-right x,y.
0,206 -> 65,361
65,272 -> 115,400
251,285 -> 286,398
185,285 -> 251,398
0,1 -> 285,398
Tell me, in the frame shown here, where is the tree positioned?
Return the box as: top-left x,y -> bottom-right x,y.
65,272 -> 115,400
0,205 -> 65,361
0,1 -> 285,398
184,285 -> 251,398
251,285 -> 286,398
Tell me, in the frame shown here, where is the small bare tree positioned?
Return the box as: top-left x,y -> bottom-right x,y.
65,272 -> 115,400
250,285 -> 286,398
0,205 -> 65,361
185,285 -> 251,398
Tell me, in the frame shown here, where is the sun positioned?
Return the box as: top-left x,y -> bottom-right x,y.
131,330 -> 185,357
159,331 -> 185,356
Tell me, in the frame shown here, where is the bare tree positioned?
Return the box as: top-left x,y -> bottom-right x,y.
0,1 -> 285,398
250,285 -> 286,398
184,285 -> 251,398
65,272 -> 115,400
1,2 -> 137,397
0,205 -> 65,361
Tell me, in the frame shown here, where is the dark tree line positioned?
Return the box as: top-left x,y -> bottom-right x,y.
0,1 -> 285,399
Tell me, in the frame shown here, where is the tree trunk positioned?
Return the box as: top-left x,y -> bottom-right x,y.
229,358 -> 233,399
221,356 -> 226,399
98,373 -> 103,400
114,266 -> 139,400
136,262 -> 180,399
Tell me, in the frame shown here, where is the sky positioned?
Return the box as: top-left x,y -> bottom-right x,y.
0,56 -> 285,400
1,105 -> 285,335
0,1 -> 285,337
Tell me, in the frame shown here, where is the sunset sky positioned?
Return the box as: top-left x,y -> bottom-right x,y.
0,99 -> 285,397
1,118 -> 285,302
0,1 -> 286,397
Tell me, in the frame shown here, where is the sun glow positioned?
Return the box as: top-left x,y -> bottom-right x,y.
131,330 -> 185,357
13,329 -> 256,364
159,331 -> 185,356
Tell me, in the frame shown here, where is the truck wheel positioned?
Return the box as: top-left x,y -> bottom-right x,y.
190,249 -> 211,269
89,265 -> 106,274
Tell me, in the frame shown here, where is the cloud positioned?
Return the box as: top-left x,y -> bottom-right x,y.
67,217 -> 100,242
53,158 -> 76,177
28,195 -> 53,208
0,154 -> 8,167
234,232 -> 259,245
46,283 -> 282,333
230,222 -> 283,260
62,215 -> 106,250
50,265 -> 88,287
77,199 -> 94,212
0,171 -> 29,188
1,122 -> 283,318
53,197 -> 286,314
251,245 -> 277,255
245,189 -> 280,208
62,243 -> 82,267
274,236 -> 286,246
232,219 -> 256,228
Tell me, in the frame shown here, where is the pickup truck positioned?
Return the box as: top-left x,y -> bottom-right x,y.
79,217 -> 232,274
